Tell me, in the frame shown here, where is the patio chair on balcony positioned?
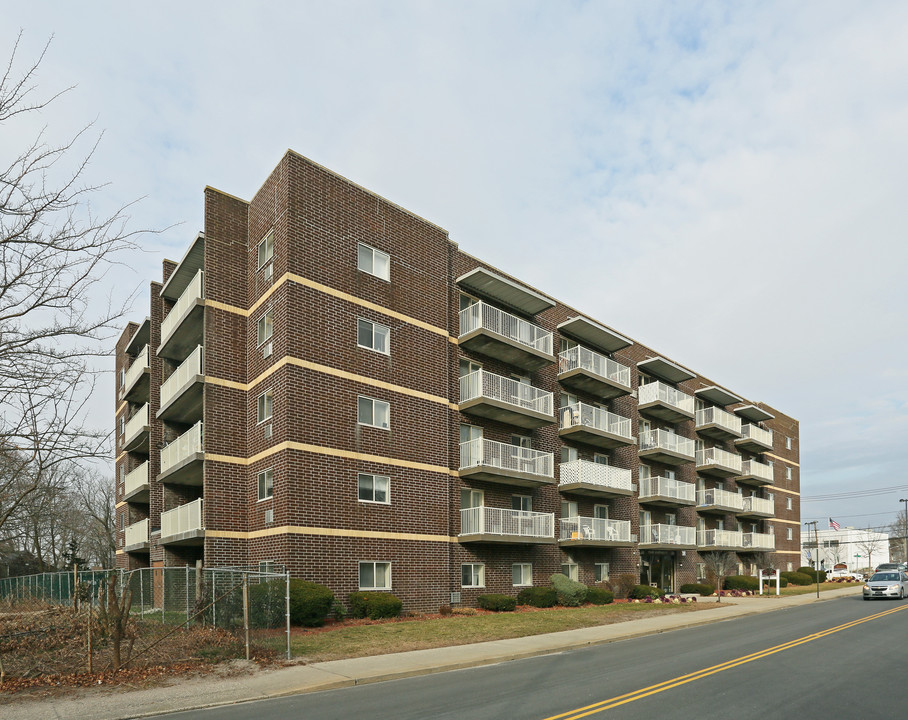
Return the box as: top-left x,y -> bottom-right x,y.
561,406 -> 577,428
583,524 -> 594,539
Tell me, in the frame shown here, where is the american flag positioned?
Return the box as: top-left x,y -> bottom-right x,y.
829,518 -> 841,531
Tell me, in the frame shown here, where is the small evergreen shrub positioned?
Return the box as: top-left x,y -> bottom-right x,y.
348,591 -> 403,619
586,586 -> 615,605
679,583 -> 715,596
724,575 -> 760,591
288,580 -> 334,627
629,584 -> 661,599
477,593 -> 517,612
551,574 -> 588,606
781,571 -> 813,586
517,586 -> 558,608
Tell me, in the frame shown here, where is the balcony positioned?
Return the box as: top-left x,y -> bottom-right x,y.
159,421 -> 204,486
697,488 -> 744,514
459,438 -> 554,488
459,506 -> 555,544
638,429 -> 695,466
559,517 -> 635,548
736,459 -> 774,486
557,346 -> 631,400
735,424 -> 774,454
742,532 -> 776,551
123,461 -> 150,503
639,524 -> 697,549
159,270 -> 204,361
158,345 -> 204,422
122,404 -> 150,454
637,382 -> 695,423
458,301 -> 554,371
123,519 -> 150,552
558,402 -> 634,450
696,447 -> 743,477
638,476 -> 696,507
695,407 -> 742,440
738,496 -> 775,519
120,345 -> 150,403
160,498 -> 204,545
459,370 -> 553,429
558,460 -> 635,498
698,529 -> 743,551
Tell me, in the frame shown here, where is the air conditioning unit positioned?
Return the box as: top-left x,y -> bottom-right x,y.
262,341 -> 272,358
450,592 -> 461,604
264,508 -> 274,524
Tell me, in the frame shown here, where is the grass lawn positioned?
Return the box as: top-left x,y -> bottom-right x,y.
288,602 -> 718,662
755,581 -> 863,597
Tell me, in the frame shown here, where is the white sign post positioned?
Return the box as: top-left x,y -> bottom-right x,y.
759,568 -> 780,596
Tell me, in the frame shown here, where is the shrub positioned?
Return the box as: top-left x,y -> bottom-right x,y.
679,583 -> 715,596
248,580 -> 286,628
781,571 -> 813,586
629,584 -> 661,599
615,574 -> 638,600
477,594 -> 517,612
763,577 -> 789,588
724,575 -> 760,591
517,586 -> 558,608
551,574 -> 588,607
586,586 -> 615,605
439,604 -> 453,616
348,591 -> 403,619
287,580 -> 334,627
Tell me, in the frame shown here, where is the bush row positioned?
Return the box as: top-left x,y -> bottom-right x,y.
679,583 -> 715,596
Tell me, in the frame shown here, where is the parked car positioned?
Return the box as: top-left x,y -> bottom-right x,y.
874,563 -> 907,573
863,571 -> 908,600
827,569 -> 864,581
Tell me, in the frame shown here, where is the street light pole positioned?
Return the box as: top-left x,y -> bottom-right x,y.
899,499 -> 908,564
805,520 -> 820,598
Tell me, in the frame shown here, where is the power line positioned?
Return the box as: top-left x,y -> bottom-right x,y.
802,484 -> 908,502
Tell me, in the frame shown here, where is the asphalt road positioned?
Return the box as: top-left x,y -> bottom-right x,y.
149,595 -> 908,720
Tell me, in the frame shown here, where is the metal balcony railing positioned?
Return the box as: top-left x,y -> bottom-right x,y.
459,438 -> 554,479
459,301 -> 552,356
122,345 -> 149,395
558,460 -> 634,493
638,476 -> 696,503
742,532 -> 776,550
161,270 -> 204,345
124,461 -> 149,497
161,498 -> 204,539
640,524 -> 696,546
560,517 -> 634,543
740,460 -> 774,483
741,424 -> 773,447
460,370 -> 553,417
160,345 -> 204,409
742,496 -> 774,515
697,487 -> 744,511
558,346 -> 630,388
696,447 -> 743,473
123,404 -> 149,446
639,429 -> 695,458
698,529 -> 743,549
638,381 -> 694,415
559,402 -> 633,441
160,421 -> 203,475
696,407 -> 742,435
124,519 -> 149,548
459,506 -> 554,539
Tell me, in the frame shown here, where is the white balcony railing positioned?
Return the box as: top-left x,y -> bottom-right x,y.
124,519 -> 149,547
698,529 -> 743,549
122,345 -> 149,395
560,517 -> 634,543
743,532 -> 776,550
638,476 -> 696,503
558,460 -> 634,493
124,461 -> 149,497
741,424 -> 773,447
460,438 -> 554,479
697,488 -> 745,511
696,407 -> 742,435
740,459 -> 774,483
639,429 -> 695,458
160,421 -> 204,475
161,498 -> 204,539
742,496 -> 774,515
640,524 -> 696,546
696,447 -> 743,474
160,345 -> 204,409
460,506 -> 554,539
560,402 -> 633,440
460,369 -> 553,417
123,404 -> 149,446
558,345 -> 631,388
638,381 -> 694,416
161,270 -> 204,345
459,301 -> 552,356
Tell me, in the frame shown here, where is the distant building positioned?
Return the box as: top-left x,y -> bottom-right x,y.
802,527 -> 889,572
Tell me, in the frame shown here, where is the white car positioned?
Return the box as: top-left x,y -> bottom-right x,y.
863,571 -> 908,600
827,569 -> 863,581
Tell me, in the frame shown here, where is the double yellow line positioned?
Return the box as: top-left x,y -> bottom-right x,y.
544,603 -> 906,719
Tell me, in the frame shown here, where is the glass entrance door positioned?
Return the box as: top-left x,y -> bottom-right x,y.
640,551 -> 675,594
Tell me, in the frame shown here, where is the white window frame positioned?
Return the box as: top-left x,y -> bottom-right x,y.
512,494 -> 532,512
257,309 -> 274,346
787,562 -> 793,572
696,562 -> 706,581
786,467 -> 793,481
359,561 -> 392,590
593,504 -> 609,520
358,473 -> 390,504
357,395 -> 390,429
257,389 -> 273,424
561,563 -> 579,581
561,446 -> 578,464
786,497 -> 792,511
259,560 -> 275,574
461,563 -> 485,588
786,436 -> 792,450
512,563 -> 533,587
257,231 -> 274,269
357,318 -> 390,355
357,242 -> 390,281
786,528 -> 793,541
561,500 -> 579,518
257,468 -> 274,501
594,562 -> 610,583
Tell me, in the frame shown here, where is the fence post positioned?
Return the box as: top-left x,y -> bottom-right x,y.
185,565 -> 190,624
195,560 -> 202,625
242,574 -> 250,661
285,572 -> 291,660
73,564 -> 79,610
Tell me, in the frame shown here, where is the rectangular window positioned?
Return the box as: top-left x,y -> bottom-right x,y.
786,497 -> 792,511
593,504 -> 609,520
786,467 -> 793,481
118,367 -> 125,388
461,563 -> 485,587
357,396 -> 390,429
459,359 -> 481,377
595,563 -> 610,583
119,512 -> 125,530
512,563 -> 532,586
786,528 -> 793,540
257,309 -> 274,346
787,562 -> 793,572
257,390 -> 273,423
561,563 -> 579,581
357,242 -> 390,281
119,416 -> 125,437
696,562 -> 706,581
512,495 -> 532,512
357,318 -> 390,354
460,488 -> 483,509
358,473 -> 390,503
359,561 -> 392,590
257,469 -> 273,500
259,561 -> 274,574
561,446 -> 578,463
665,513 -> 677,526
786,436 -> 792,450
593,453 -> 609,465
561,500 -> 578,518
257,231 -> 274,269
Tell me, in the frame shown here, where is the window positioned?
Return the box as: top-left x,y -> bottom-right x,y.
357,396 -> 390,429
786,562 -> 793,572
767,492 -> 775,503
512,563 -> 532,586
595,563 -> 610,583
461,563 -> 485,587
459,359 -> 481,377
119,512 -> 125,530
259,561 -> 275,574
358,473 -> 389,503
561,564 -> 579,581
257,469 -> 273,500
696,562 -> 706,581
459,293 -> 478,312
359,561 -> 391,590
594,504 -> 609,519
767,523 -> 775,535
118,367 -> 125,388
257,309 -> 274,346
561,500 -> 578,518
786,497 -> 792,511
460,488 -> 483,509
257,231 -> 274,269
593,453 -> 609,465
357,242 -> 390,281
119,416 -> 125,437
639,510 -> 651,527
786,467 -> 793,481
786,528 -> 793,540
257,390 -> 273,423
561,446 -> 578,463
666,513 -> 677,526
512,495 -> 532,512
357,318 -> 390,354
786,436 -> 792,450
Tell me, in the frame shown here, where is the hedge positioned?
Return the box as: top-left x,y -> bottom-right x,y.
287,580 -> 333,627
248,580 -> 287,628
348,591 -> 403,619
551,574 -> 588,607
477,594 -> 517,612
586,586 -> 615,605
629,584 -> 661,599
517,586 -> 558,608
797,567 -> 827,583
724,575 -> 760,591
679,583 -> 715,596
781,571 -> 813,586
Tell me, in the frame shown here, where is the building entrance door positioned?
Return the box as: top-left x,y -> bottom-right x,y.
640,551 -> 674,594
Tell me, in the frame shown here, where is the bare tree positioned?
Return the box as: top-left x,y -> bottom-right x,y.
700,551 -> 738,602
855,529 -> 884,573
72,469 -> 116,568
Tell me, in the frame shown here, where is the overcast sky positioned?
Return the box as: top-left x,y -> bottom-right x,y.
3,2 -> 907,534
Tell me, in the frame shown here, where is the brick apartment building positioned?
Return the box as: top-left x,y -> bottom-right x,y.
114,151 -> 801,611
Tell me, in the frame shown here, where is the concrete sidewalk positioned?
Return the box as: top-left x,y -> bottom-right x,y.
2,587 -> 862,720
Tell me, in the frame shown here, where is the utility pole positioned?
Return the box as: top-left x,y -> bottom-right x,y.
900,499 -> 908,564
805,521 -> 820,598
